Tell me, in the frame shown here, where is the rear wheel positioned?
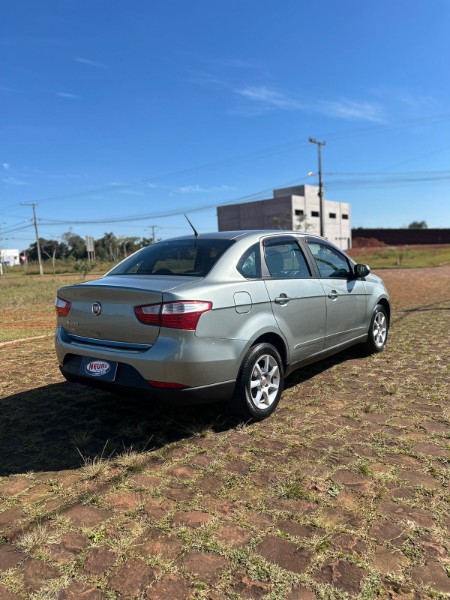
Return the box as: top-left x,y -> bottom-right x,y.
364,304 -> 388,354
230,343 -> 284,420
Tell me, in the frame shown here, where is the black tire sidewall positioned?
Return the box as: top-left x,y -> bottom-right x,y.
232,342 -> 284,420
367,304 -> 388,353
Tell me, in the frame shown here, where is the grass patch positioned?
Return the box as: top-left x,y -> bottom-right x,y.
348,245 -> 450,268
0,274 -> 89,342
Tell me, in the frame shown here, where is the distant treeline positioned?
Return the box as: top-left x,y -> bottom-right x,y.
22,231 -> 156,262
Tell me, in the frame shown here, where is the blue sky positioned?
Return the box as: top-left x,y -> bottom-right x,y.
1,0 -> 450,251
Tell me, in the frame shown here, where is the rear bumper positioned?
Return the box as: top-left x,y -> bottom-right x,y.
56,326 -> 246,383
60,361 -> 235,404
56,325 -> 242,403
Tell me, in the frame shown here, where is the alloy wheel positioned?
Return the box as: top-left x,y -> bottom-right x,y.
249,354 -> 281,409
373,311 -> 387,348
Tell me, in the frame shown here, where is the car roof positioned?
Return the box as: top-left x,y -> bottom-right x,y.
160,230 -> 314,242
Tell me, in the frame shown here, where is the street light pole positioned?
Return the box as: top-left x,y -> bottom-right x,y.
308,138 -> 326,237
20,202 -> 44,276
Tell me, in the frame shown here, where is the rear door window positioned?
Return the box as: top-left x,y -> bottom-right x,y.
263,238 -> 311,278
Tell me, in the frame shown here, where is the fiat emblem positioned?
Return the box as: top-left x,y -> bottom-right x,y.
92,302 -> 102,316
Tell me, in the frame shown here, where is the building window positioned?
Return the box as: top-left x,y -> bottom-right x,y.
342,214 -> 349,220
295,209 -> 304,216
329,212 -> 336,219
311,211 -> 320,217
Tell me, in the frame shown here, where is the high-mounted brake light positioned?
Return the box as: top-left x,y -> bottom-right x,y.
134,300 -> 212,330
55,297 -> 71,317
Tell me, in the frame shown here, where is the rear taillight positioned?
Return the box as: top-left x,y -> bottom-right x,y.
134,300 -> 212,330
55,297 -> 71,317
134,303 -> 160,326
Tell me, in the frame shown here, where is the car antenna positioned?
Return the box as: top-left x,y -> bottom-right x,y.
184,213 -> 199,244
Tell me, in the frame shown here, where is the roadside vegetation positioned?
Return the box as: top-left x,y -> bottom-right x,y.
347,244 -> 450,268
1,259 -> 114,278
0,275 -> 89,343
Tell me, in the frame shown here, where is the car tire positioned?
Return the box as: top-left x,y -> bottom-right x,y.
363,304 -> 388,354
231,343 -> 284,421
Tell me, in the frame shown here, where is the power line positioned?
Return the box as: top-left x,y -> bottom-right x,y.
3,169 -> 449,234
35,176 -> 312,226
23,169 -> 450,228
0,223 -> 33,235
325,170 -> 450,176
9,110 -> 450,208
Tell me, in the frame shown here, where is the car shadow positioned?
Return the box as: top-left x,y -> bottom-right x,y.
0,345 -> 367,476
392,297 -> 450,325
0,381 -> 238,476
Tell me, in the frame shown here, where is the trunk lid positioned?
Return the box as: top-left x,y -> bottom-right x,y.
57,275 -> 198,344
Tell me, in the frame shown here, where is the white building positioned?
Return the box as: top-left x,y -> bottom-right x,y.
0,249 -> 20,266
217,185 -> 351,250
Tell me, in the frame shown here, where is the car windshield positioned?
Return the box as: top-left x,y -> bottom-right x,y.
107,238 -> 235,277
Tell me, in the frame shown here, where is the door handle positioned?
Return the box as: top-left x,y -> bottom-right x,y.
328,290 -> 338,300
275,294 -> 290,304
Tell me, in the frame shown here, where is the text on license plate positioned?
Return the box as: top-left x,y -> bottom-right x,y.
80,357 -> 118,381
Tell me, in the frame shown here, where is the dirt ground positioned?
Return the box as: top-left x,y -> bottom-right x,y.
0,267 -> 449,599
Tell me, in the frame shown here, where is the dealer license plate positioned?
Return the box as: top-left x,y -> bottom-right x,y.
80,357 -> 118,382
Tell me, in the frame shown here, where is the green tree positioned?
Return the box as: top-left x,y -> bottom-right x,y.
118,236 -> 141,257
23,238 -> 67,262
95,232 -> 119,261
62,231 -> 87,259
139,236 -> 159,247
408,220 -> 427,229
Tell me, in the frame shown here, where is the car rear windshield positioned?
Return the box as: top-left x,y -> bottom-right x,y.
107,238 -> 235,277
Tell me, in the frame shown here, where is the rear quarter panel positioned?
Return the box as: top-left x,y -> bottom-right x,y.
173,280 -> 281,343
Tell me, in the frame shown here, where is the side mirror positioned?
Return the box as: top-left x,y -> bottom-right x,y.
354,263 -> 370,278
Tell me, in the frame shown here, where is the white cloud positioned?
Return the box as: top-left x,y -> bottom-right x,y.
3,176 -> 27,185
177,184 -> 236,194
186,70 -> 230,90
234,85 -> 385,122
235,86 -> 303,111
371,87 -> 439,116
56,92 -> 80,99
2,163 -> 10,170
318,99 -> 386,123
74,57 -> 104,68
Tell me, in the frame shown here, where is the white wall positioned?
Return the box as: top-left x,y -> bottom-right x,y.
0,249 -> 20,266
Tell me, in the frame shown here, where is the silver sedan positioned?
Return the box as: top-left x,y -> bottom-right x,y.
55,231 -> 390,420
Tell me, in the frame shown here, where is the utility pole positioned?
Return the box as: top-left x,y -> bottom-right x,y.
21,202 -> 44,276
149,225 -> 157,243
308,138 -> 326,237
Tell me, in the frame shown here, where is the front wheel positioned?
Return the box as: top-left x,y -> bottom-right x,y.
364,304 -> 389,354
230,343 -> 284,421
